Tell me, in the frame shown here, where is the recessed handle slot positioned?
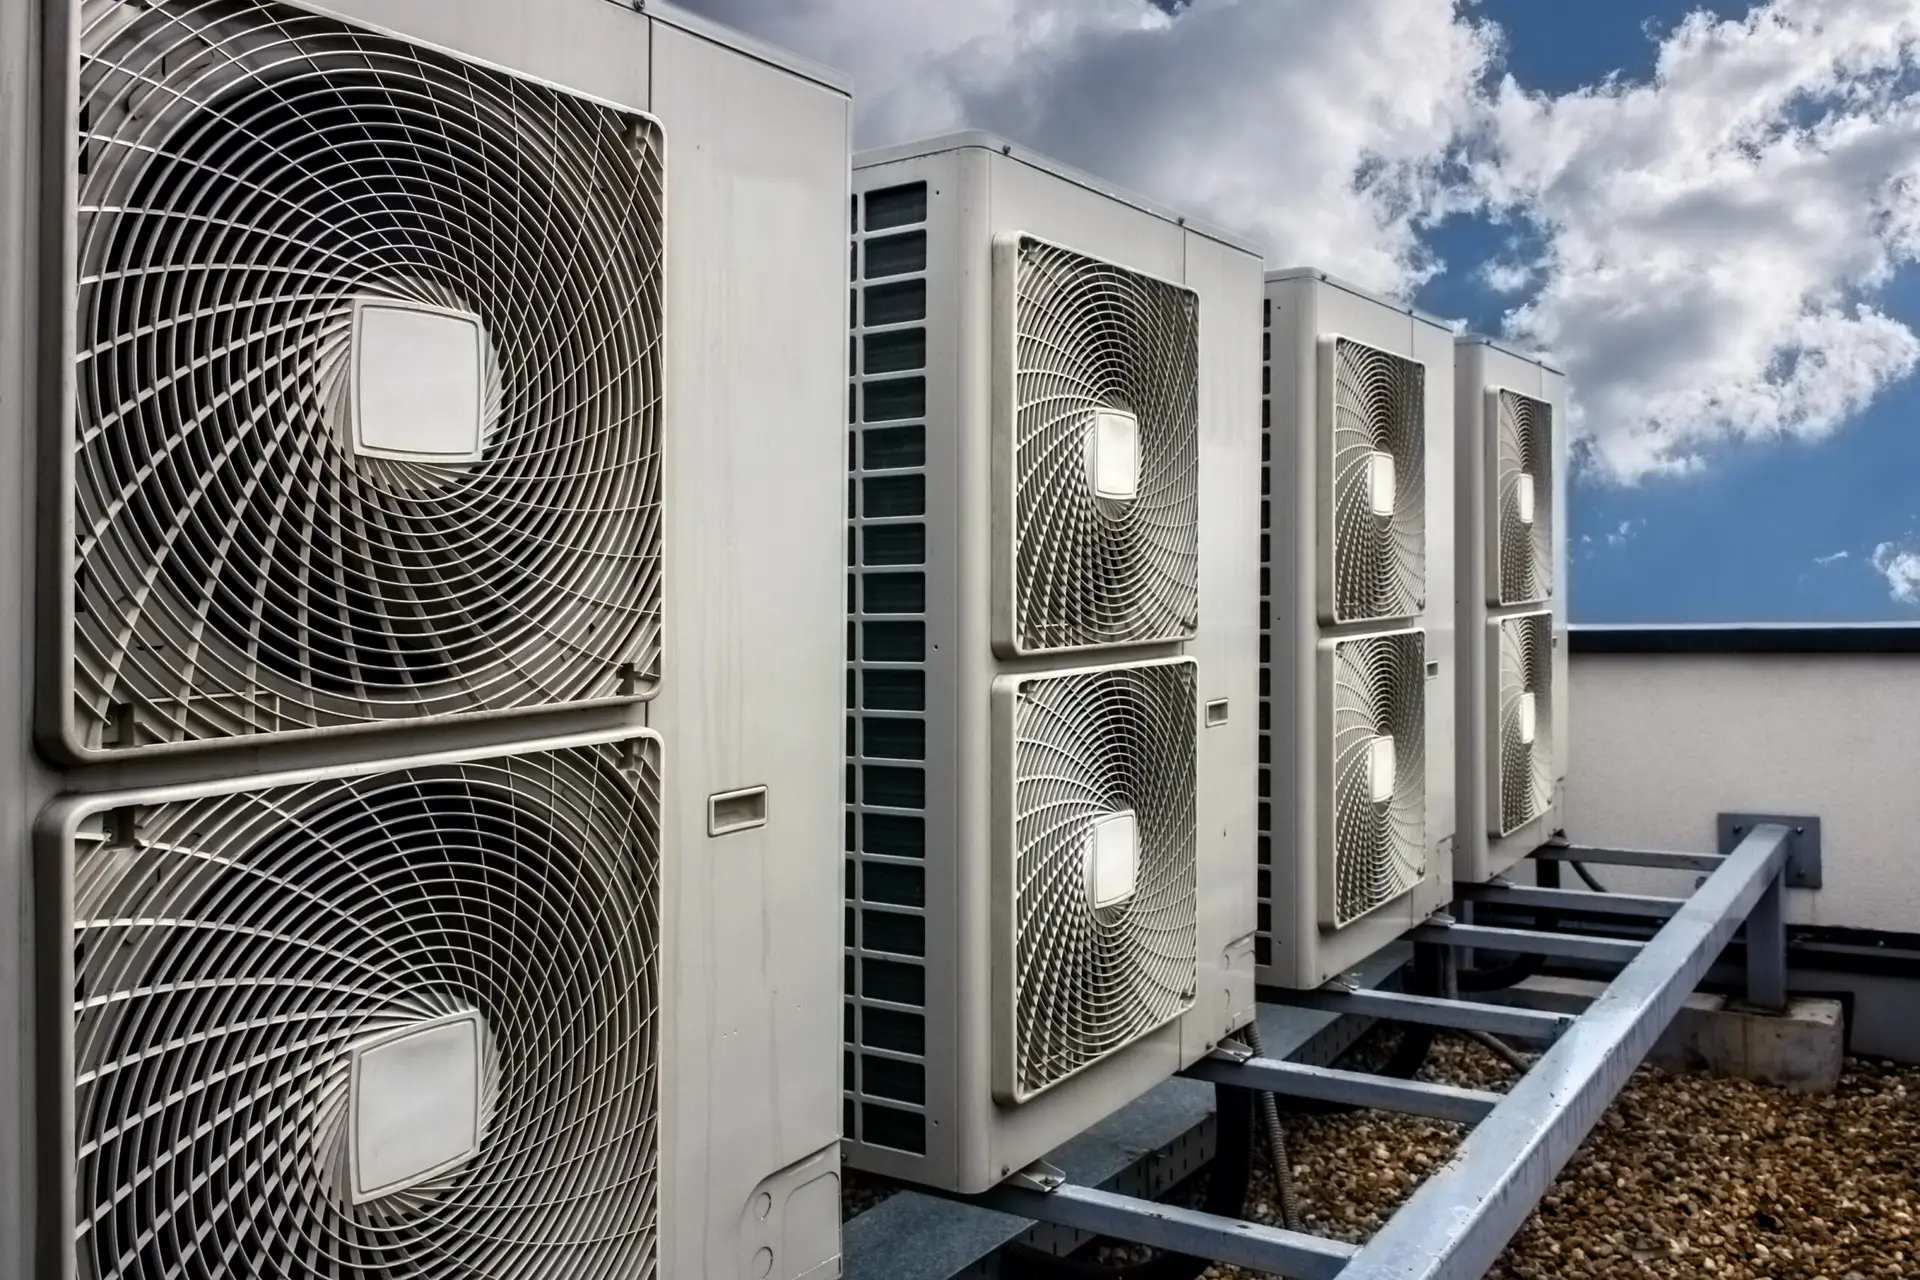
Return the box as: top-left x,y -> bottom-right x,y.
708,786 -> 769,837
1204,699 -> 1230,727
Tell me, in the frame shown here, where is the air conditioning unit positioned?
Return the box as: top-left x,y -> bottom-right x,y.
2,3 -> 850,1278
844,133 -> 1262,1193
1259,270 -> 1456,989
1453,336 -> 1570,882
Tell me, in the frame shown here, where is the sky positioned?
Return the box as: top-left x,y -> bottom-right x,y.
684,0 -> 1920,624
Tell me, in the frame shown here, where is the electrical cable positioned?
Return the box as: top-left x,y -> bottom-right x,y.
1243,1021 -> 1303,1232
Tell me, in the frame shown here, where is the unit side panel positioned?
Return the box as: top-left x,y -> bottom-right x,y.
1452,342 -> 1494,880
650,28 -> 849,1277
1183,232 -> 1263,1046
4,0 -> 64,1274
295,0 -> 650,111
1257,279 -> 1317,987
843,151 -> 966,1188
1413,318 -> 1458,878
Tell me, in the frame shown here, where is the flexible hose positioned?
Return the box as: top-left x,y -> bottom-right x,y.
999,1081 -> 1257,1280
1243,1021 -> 1304,1232
1458,1027 -> 1535,1074
1569,860 -> 1609,894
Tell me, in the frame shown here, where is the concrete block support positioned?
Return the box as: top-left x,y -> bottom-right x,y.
1487,977 -> 1845,1094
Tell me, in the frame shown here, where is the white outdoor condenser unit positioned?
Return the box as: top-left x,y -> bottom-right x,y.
1453,336 -> 1570,882
843,134 -> 1263,1193
1259,270 -> 1457,989
1,2 -> 851,1277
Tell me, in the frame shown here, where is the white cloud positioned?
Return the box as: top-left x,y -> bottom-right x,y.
682,0 -> 1499,293
1873,541 -> 1920,602
686,0 -> 1920,482
1473,0 -> 1920,481
1813,549 -> 1852,565
1605,517 -> 1647,547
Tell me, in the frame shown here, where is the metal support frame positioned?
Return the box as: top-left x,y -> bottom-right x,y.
1459,881 -> 1688,920
1265,984 -> 1574,1041
1409,920 -> 1644,965
935,823 -> 1796,1280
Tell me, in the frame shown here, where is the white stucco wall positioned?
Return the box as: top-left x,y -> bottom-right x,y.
1568,652 -> 1920,934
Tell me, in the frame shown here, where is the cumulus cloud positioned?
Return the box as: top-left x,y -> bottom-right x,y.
1873,541 -> 1920,603
686,0 -> 1920,480
1471,0 -> 1920,480
680,0 -> 1498,292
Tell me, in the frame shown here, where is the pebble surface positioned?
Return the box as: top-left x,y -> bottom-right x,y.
843,1040 -> 1920,1280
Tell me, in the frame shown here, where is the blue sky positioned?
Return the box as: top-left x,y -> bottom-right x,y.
1423,1 -> 1920,623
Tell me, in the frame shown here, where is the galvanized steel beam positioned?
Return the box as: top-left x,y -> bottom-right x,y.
958,1178 -> 1359,1280
1459,882 -> 1689,920
1536,845 -> 1729,874
1182,1054 -> 1500,1125
1409,921 -> 1645,966
1265,985 -> 1574,1041
1333,822 -> 1793,1280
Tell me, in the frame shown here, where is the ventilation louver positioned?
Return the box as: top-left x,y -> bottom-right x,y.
1491,390 -> 1554,606
1318,631 -> 1426,927
47,736 -> 662,1280
996,659 -> 1198,1102
67,0 -> 665,755
1492,612 -> 1554,836
996,235 -> 1200,655
1320,338 -> 1426,624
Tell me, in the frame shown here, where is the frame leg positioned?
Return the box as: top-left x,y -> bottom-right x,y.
1744,867 -> 1787,1011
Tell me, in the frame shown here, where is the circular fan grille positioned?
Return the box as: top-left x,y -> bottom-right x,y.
1327,338 -> 1426,624
71,0 -> 665,752
1494,390 -> 1554,606
1008,237 -> 1200,653
1325,632 -> 1426,927
64,743 -> 661,1280
1008,662 -> 1198,1100
1496,613 -> 1554,835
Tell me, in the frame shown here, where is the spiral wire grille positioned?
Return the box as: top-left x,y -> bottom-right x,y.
1495,613 -> 1554,836
61,741 -> 662,1279
1008,237 -> 1200,652
1007,662 -> 1198,1100
71,0 -> 665,752
1494,390 -> 1554,606
1327,338 -> 1426,624
1324,632 -> 1426,927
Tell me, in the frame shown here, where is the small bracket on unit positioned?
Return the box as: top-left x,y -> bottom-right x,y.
1007,1161 -> 1066,1194
1206,1039 -> 1254,1065
1717,813 -> 1822,889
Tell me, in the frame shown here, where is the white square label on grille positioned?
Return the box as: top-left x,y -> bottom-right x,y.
1516,473 -> 1536,526
1086,408 -> 1141,502
1367,734 -> 1398,805
350,298 -> 486,463
1518,690 -> 1538,746
1367,450 -> 1397,518
349,1010 -> 485,1205
1084,809 -> 1140,908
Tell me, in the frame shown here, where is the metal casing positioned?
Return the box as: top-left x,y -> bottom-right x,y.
9,3 -> 850,1278
845,134 -> 1262,1193
1260,270 -> 1457,990
1453,337 -> 1571,883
